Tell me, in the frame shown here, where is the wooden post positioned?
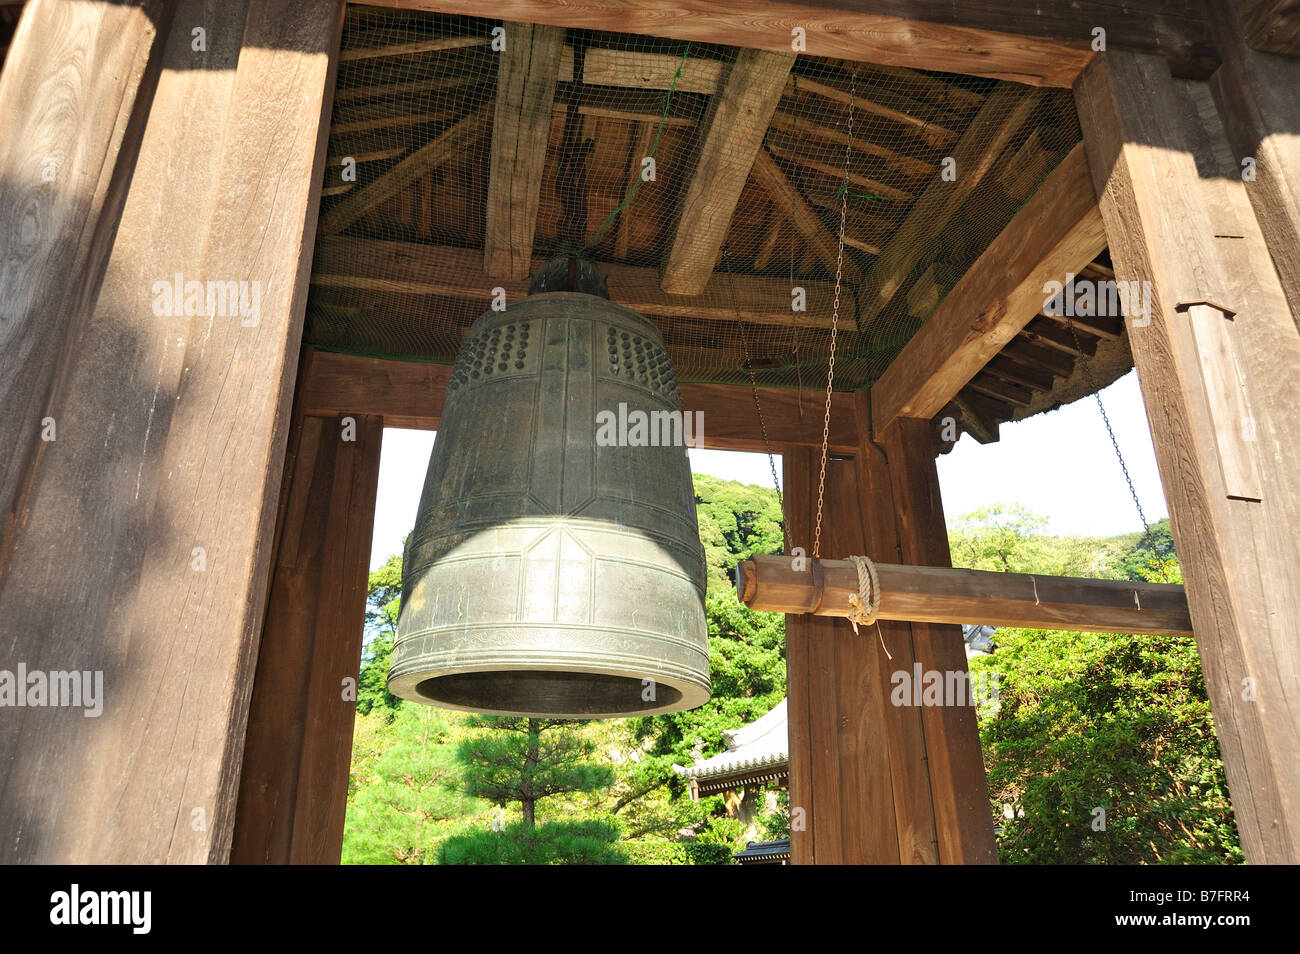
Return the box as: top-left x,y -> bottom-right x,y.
782,409 -> 998,864
0,0 -> 170,576
1075,51 -> 1300,863
868,409 -> 999,864
1208,3 -> 1300,326
783,449 -> 900,864
231,401 -> 382,865
0,0 -> 344,863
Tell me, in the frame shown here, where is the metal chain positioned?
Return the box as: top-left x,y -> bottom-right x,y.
1064,314 -> 1149,531
812,66 -> 856,559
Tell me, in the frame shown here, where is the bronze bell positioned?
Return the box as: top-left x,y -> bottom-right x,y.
387,259 -> 710,718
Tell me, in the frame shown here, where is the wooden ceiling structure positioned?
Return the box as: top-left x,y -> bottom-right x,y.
1,0 -> 1299,871
307,5 -> 1126,446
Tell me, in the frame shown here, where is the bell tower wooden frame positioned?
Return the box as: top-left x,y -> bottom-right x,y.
1,0 -> 1298,864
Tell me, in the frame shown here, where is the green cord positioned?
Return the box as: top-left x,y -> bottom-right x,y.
565,42 -> 693,257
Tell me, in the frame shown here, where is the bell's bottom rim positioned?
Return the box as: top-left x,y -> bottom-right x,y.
388,658 -> 711,719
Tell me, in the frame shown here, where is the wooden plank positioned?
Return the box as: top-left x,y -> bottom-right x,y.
749,148 -> 862,287
870,143 -> 1106,433
661,49 -> 794,295
1209,3 -> 1300,325
856,85 -> 1046,332
1237,0 -> 1300,54
879,416 -> 999,863
232,412 -> 382,864
318,104 -> 490,234
615,122 -> 655,259
340,33 -> 485,61
484,23 -> 565,280
298,348 -> 860,453
312,235 -> 848,329
0,0 -> 345,864
0,0 -> 170,580
737,554 -> 1194,635
1075,50 -> 1300,863
386,0 -> 1216,87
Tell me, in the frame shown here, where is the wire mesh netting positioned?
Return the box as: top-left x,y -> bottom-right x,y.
306,6 -> 1082,392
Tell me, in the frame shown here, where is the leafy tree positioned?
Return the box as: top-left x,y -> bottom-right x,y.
693,474 -> 784,590
438,819 -> 627,865
455,717 -> 615,828
1114,517 -> 1176,582
344,704 -> 487,864
358,555 -> 403,718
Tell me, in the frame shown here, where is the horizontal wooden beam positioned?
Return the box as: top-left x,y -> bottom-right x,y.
299,349 -> 860,453
870,143 -> 1107,435
737,554 -> 1193,636
385,0 -> 1216,87
311,236 -> 846,329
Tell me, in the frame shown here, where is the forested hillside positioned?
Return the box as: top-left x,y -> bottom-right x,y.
342,479 -> 1238,864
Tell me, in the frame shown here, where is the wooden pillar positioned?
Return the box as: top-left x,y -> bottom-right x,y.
783,412 -> 997,864
1075,51 -> 1300,863
875,413 -> 998,864
783,448 -> 899,864
231,396 -> 382,865
0,0 -> 171,574
1208,3 -> 1300,326
0,0 -> 344,863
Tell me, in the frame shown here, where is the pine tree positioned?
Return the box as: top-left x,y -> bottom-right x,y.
455,717 -> 614,828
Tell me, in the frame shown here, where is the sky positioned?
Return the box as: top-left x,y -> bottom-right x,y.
367,369 -> 1167,570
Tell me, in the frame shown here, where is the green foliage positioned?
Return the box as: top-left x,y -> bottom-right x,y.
695,815 -> 747,852
343,704 -> 488,864
438,819 -> 626,865
953,507 -> 1237,865
455,716 -> 615,829
358,554 -> 403,718
624,841 -> 734,865
757,789 -> 791,841
693,473 -> 784,591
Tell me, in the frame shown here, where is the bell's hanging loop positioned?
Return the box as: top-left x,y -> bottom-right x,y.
387,257 -> 710,718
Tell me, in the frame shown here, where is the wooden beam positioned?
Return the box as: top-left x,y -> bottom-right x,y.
312,235 -> 848,329
318,104 -> 490,234
1076,50 -> 1300,864
749,148 -> 862,287
1210,3 -> 1300,325
386,0 -> 1217,87
856,85 -> 1045,332
737,554 -> 1193,635
232,408 -> 382,864
484,23 -> 564,280
870,143 -> 1106,434
0,0 -> 170,579
298,348 -> 860,453
0,0 -> 345,864
661,49 -> 794,295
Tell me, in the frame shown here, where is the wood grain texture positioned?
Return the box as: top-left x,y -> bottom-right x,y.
299,348 -> 859,453
484,23 -> 565,280
661,49 -> 793,295
749,147 -> 862,288
782,452 -> 899,864
0,0 -> 344,864
1237,0 -> 1300,54
0,0 -> 170,581
853,408 -> 939,864
880,417 -> 998,864
1076,51 -> 1300,864
385,0 -> 1217,87
1210,2 -> 1300,327
870,143 -> 1106,434
319,104 -> 490,235
857,85 -> 1045,332
313,235 -> 850,329
231,411 -> 382,864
